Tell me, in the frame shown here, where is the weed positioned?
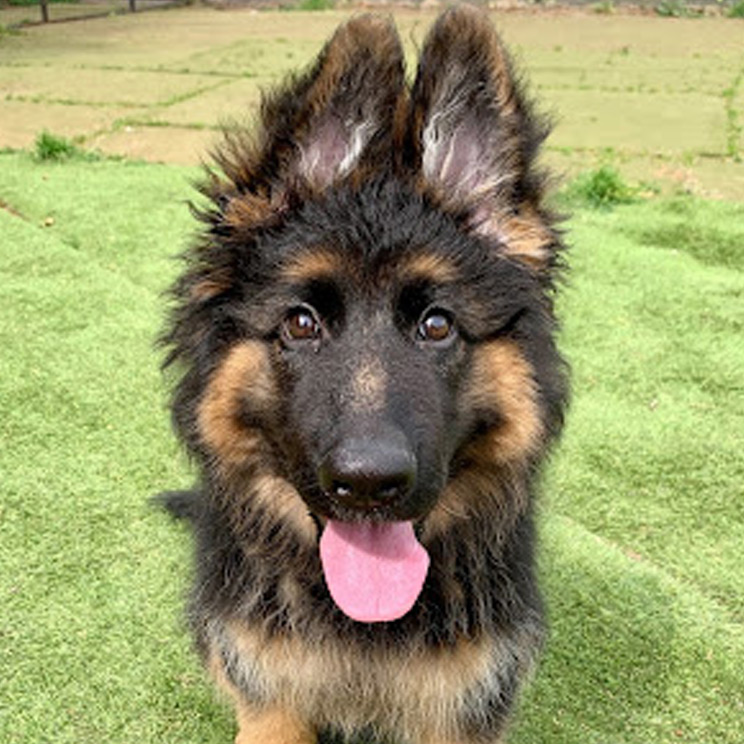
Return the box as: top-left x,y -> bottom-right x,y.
34,131 -> 80,161
592,0 -> 615,13
33,131 -> 103,163
728,0 -> 744,17
564,165 -> 638,209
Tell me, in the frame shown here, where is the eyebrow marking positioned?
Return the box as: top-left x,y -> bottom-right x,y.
280,249 -> 343,283
399,253 -> 457,283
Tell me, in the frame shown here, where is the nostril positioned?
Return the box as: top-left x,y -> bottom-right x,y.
376,473 -> 413,503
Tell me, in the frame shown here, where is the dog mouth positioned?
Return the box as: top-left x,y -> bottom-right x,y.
303,492 -> 432,624
318,519 -> 430,624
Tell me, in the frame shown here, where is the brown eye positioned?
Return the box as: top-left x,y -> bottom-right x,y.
283,308 -> 322,343
417,311 -> 454,344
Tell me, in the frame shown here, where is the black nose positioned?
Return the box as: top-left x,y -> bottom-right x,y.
318,428 -> 417,511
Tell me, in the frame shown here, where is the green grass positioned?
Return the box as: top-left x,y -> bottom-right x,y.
285,0 -> 336,10
1,151 -> 743,744
34,130 -> 89,162
561,164 -> 640,209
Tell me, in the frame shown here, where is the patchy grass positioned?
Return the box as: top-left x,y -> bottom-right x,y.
0,8 -> 743,197
1,152 -> 743,744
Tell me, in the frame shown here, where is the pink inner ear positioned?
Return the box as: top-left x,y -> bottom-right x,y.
300,115 -> 349,186
426,118 -> 492,198
299,115 -> 374,189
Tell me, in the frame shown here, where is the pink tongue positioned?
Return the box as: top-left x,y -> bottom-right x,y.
319,520 -> 430,623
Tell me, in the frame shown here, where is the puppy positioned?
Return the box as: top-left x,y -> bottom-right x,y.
160,7 -> 568,744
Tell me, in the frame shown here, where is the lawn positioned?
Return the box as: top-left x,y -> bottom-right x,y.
1,6 -> 743,744
1,143 -> 743,743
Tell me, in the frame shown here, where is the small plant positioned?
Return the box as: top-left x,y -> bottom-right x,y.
564,165 -> 638,209
728,0 -> 744,17
34,131 -> 79,161
33,131 -> 102,162
655,0 -> 692,16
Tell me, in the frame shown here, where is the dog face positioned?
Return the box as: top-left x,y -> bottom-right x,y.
217,182 -> 554,531
164,8 -> 567,625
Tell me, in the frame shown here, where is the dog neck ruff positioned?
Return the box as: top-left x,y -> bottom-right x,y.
319,520 -> 430,623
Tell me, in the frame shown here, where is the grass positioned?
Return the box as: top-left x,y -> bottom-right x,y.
1,148 -> 743,743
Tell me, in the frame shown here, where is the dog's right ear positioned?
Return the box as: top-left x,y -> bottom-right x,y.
212,15 -> 405,218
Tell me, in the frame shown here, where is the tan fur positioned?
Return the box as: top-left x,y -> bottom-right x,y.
348,356 -> 387,412
491,204 -> 554,269
225,190 -> 280,231
197,342 -> 316,542
209,651 -> 315,744
424,340 -> 541,538
249,472 -> 317,546
190,275 -> 233,302
400,252 -> 458,283
465,340 -> 543,464
234,706 -> 315,744
281,249 -> 344,283
197,341 -> 275,469
209,620 -> 533,744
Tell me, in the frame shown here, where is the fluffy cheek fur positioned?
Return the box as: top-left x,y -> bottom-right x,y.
424,339 -> 543,540
196,340 -> 316,544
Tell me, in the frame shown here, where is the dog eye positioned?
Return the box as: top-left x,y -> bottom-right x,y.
282,307 -> 322,343
417,310 -> 454,344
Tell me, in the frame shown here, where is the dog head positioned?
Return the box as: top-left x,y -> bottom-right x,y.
164,8 -> 567,622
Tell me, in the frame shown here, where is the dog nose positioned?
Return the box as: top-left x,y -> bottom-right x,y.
318,429 -> 417,511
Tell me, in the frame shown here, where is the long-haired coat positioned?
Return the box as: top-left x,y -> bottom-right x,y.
161,6 -> 568,744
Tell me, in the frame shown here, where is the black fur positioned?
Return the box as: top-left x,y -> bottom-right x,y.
159,8 -> 568,744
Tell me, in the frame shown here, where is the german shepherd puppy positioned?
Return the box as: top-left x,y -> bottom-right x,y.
160,6 -> 567,744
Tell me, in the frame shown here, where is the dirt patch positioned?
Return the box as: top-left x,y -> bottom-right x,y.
90,124 -> 217,162
0,5 -> 742,196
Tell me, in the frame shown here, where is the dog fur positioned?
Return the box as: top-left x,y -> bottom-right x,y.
159,7 -> 568,744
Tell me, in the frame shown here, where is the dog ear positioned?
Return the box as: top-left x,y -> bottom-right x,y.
407,7 -> 557,269
216,15 -> 405,202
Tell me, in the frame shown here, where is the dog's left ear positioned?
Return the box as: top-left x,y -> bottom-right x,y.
406,7 -> 557,270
